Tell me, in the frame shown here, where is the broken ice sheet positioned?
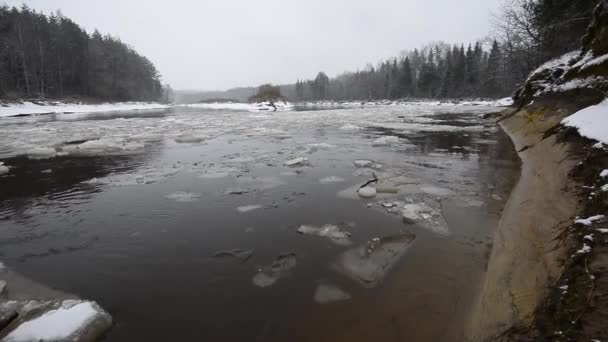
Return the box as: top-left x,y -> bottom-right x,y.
334,233 -> 416,288
296,224 -> 352,245
252,253 -> 297,288
314,283 -> 351,304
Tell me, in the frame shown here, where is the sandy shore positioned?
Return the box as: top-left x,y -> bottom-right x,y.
466,105 -> 582,341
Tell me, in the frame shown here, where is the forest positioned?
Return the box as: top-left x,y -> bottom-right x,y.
0,5 -> 164,101
280,0 -> 599,101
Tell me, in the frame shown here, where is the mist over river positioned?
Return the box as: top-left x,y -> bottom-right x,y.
0,103 -> 519,341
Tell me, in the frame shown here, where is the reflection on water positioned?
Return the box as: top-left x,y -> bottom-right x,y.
0,104 -> 519,341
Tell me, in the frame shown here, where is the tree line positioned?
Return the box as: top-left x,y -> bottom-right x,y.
280,0 -> 599,102
0,5 -> 165,101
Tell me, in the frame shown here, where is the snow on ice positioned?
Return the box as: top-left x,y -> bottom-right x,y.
2,300 -> 109,342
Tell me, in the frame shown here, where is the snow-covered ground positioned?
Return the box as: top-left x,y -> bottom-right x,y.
562,98 -> 608,145
0,101 -> 170,118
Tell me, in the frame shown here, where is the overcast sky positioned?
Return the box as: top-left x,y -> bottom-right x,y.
7,0 -> 503,91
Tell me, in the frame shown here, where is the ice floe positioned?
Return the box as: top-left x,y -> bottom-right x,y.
338,123 -> 362,131
334,233 -> 415,288
314,283 -> 351,304
296,224 -> 352,245
357,186 -> 377,198
237,205 -> 263,213
213,249 -> 254,263
165,191 -> 201,202
318,176 -> 345,184
0,162 -> 9,175
26,147 -> 57,159
62,138 -> 144,156
2,300 -> 111,342
252,253 -> 297,288
400,202 -> 449,235
283,157 -> 308,167
372,136 -> 400,146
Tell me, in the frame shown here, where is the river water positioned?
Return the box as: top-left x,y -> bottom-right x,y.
0,103 -> 519,341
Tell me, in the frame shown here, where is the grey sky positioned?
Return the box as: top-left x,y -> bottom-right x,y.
7,0 -> 502,91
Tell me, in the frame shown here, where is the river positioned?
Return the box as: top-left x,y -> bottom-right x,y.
0,103 -> 519,341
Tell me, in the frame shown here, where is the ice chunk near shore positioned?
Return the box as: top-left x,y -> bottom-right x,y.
26,147 -> 57,159
562,99 -> 608,145
0,162 -> 9,175
296,224 -> 352,245
314,284 -> 351,304
600,169 -> 608,178
575,215 -> 605,226
2,300 -> 111,342
237,205 -> 263,213
252,253 -> 297,288
334,233 -> 416,288
165,191 -> 201,202
372,136 -> 400,146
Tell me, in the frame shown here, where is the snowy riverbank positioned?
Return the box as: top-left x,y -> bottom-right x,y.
0,101 -> 171,118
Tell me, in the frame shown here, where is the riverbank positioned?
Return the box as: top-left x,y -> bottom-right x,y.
468,97 -> 608,341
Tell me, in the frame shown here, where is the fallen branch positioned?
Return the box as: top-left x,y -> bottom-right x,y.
358,172 -> 378,190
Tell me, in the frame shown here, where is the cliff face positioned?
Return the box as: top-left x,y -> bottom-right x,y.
514,0 -> 608,110
468,2 -> 608,341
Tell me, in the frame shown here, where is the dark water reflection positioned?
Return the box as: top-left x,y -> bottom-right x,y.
0,105 -> 520,341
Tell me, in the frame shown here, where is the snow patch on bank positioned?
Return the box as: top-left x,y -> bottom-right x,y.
562,99 -> 608,144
